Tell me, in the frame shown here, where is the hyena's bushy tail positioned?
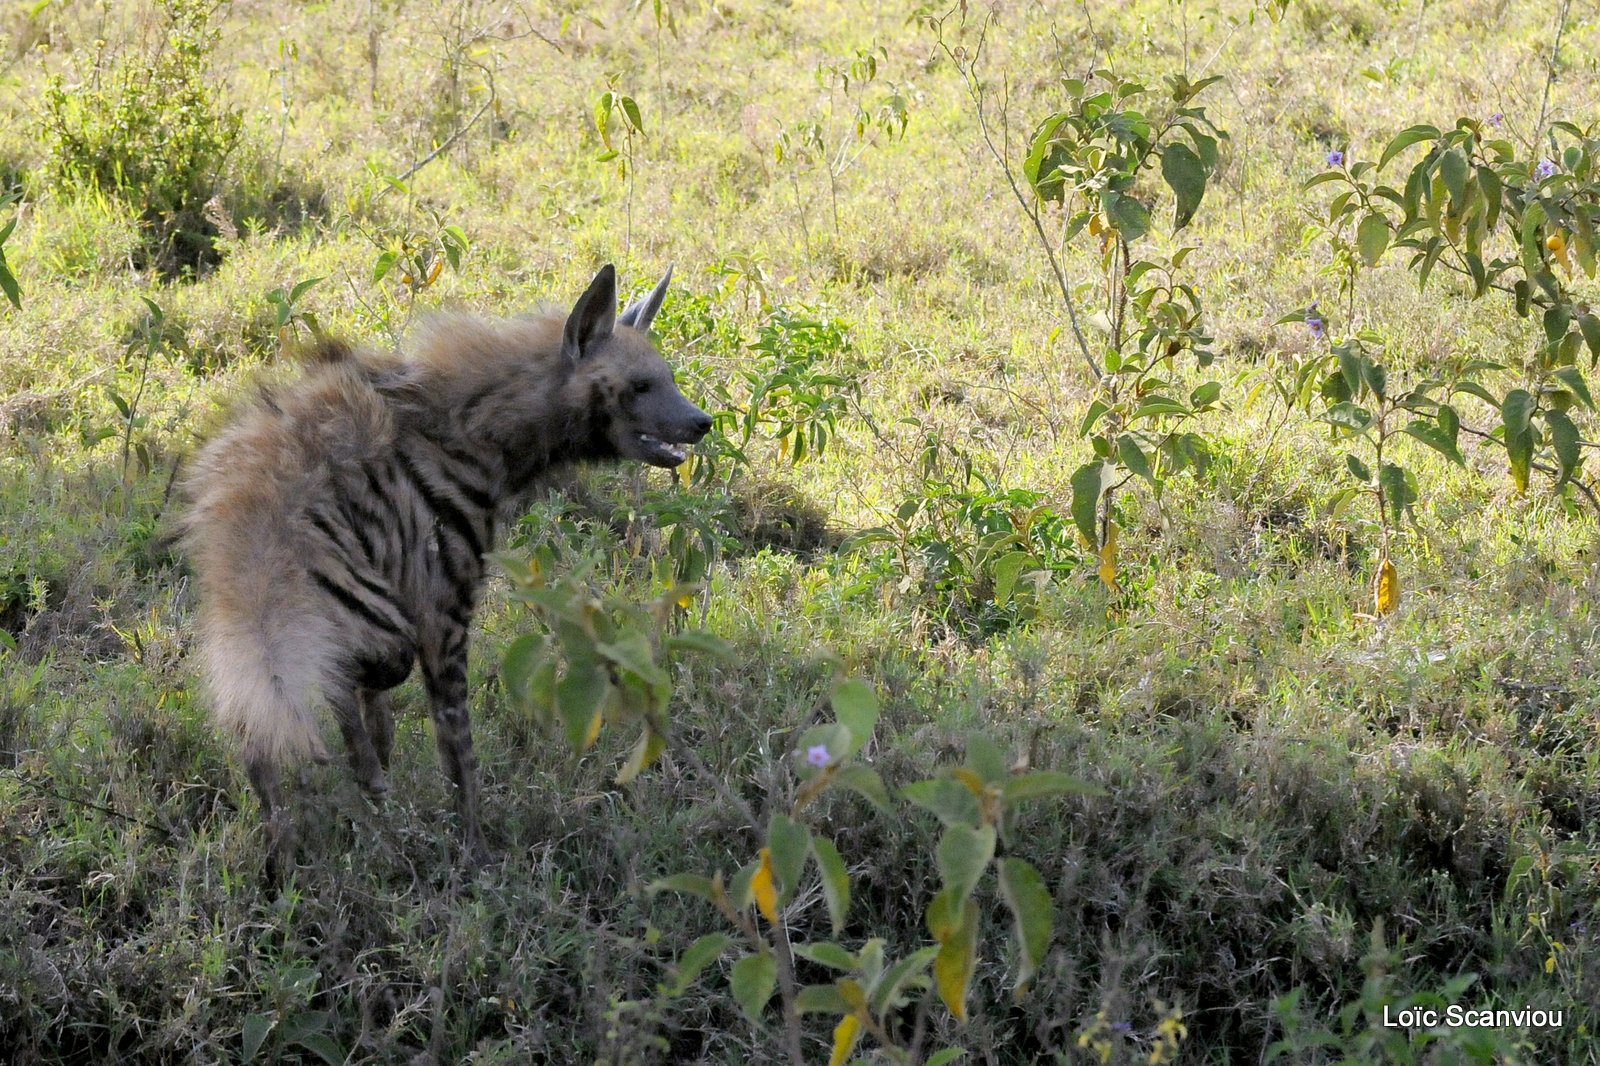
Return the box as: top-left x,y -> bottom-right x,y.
194,593 -> 334,766
181,493 -> 337,767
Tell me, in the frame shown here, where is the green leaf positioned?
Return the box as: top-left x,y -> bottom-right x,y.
1579,314 -> 1600,364
1553,367 -> 1594,410
1160,141 -> 1209,230
926,1050 -> 967,1066
1544,408 -> 1581,487
1023,112 -> 1072,202
596,632 -> 666,686
830,678 -> 878,758
1356,212 -> 1390,266
1379,463 -> 1415,529
1189,380 -> 1222,407
501,633 -> 549,714
372,250 -> 398,283
0,257 -> 18,311
902,777 -> 980,828
792,941 -> 855,971
794,983 -> 850,1014
1439,146 -> 1470,208
811,835 -> 851,935
1318,402 -> 1373,433
997,858 -> 1054,992
767,813 -> 810,900
833,764 -> 893,814
936,824 -> 996,910
992,550 -> 1028,607
242,1014 -> 274,1062
1116,433 -> 1155,487
730,953 -> 777,1022
1001,771 -> 1106,802
1378,125 -> 1440,170
620,94 -> 644,134
1069,461 -> 1112,545
1102,189 -> 1150,242
288,275 -> 323,302
1501,388 -> 1536,437
556,661 -> 608,751
649,872 -> 716,899
869,946 -> 940,1016
664,630 -> 733,658
966,734 -> 1007,784
671,933 -> 733,994
1401,421 -> 1464,466
1346,452 -> 1372,482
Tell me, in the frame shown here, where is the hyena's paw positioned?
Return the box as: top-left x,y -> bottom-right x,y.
356,769 -> 391,799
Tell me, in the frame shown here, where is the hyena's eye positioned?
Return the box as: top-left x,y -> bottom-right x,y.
631,380 -> 653,395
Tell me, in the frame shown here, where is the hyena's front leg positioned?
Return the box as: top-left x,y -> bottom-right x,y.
420,624 -> 488,865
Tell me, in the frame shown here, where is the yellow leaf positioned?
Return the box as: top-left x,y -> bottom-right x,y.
426,258 -> 443,285
752,848 -> 779,923
934,899 -> 978,1022
829,1012 -> 863,1066
583,710 -> 603,749
952,767 -> 987,796
1097,523 -> 1119,590
615,727 -> 666,785
1375,557 -> 1399,616
676,592 -> 695,609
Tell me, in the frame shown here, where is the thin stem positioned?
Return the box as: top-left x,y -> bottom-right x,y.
1535,0 -> 1573,148
936,11 -> 1101,382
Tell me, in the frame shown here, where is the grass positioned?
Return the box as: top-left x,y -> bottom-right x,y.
1,0 -> 1598,1062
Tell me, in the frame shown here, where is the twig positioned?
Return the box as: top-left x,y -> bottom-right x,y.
2,767 -> 178,842
666,732 -> 761,839
388,79 -> 498,190
935,8 -> 1102,383
1534,0 -> 1573,149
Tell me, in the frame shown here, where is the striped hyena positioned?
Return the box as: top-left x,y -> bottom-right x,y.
178,264 -> 710,884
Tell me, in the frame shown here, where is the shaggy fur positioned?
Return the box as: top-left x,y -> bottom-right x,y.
177,265 -> 708,883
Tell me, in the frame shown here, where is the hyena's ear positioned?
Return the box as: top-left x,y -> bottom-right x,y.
617,264 -> 673,333
561,263 -> 618,363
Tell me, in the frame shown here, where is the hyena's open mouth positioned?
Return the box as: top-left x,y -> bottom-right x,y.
636,433 -> 692,467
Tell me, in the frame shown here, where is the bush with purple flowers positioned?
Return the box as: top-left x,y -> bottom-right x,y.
926,9 -> 1229,589
1294,116 -> 1600,606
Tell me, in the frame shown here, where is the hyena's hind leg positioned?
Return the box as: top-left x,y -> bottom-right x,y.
420,624 -> 488,866
360,688 -> 396,772
246,756 -> 295,888
329,686 -> 389,797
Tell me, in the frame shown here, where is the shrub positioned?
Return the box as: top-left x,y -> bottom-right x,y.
41,0 -> 243,274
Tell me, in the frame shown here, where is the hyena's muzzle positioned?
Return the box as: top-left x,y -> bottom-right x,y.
628,389 -> 713,468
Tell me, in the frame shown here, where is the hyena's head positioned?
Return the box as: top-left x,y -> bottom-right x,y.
561,264 -> 712,468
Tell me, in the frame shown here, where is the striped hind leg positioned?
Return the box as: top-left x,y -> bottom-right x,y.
360,688 -> 396,772
246,756 -> 295,888
420,622 -> 488,866
329,686 -> 388,797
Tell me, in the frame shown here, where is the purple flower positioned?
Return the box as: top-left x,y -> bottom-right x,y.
1535,159 -> 1558,179
1307,316 -> 1327,340
806,744 -> 831,768
1326,149 -> 1346,167
1489,112 -> 1504,128
1111,1021 -> 1135,1034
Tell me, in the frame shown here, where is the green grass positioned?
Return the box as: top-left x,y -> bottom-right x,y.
2,0 -> 1598,1062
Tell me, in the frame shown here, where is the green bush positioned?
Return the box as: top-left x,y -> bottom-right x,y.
41,0 -> 243,274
